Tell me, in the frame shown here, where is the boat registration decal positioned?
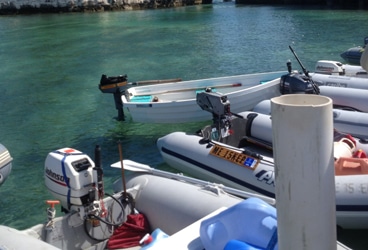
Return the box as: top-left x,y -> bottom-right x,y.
209,144 -> 259,169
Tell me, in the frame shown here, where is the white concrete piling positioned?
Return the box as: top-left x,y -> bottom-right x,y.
271,94 -> 336,250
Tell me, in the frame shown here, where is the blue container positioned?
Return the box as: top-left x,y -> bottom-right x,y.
199,198 -> 278,250
224,240 -> 264,250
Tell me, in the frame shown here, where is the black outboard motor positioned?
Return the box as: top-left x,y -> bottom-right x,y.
280,46 -> 321,95
99,74 -> 128,121
99,74 -> 128,94
280,71 -> 317,94
280,46 -> 320,95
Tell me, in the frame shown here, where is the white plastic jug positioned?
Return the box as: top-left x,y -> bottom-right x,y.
200,198 -> 277,250
334,137 -> 356,160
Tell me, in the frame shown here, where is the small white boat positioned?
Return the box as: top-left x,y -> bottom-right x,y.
0,143 -> 12,187
120,67 -> 368,124
157,92 -> 368,229
121,71 -> 287,123
108,52 -> 368,124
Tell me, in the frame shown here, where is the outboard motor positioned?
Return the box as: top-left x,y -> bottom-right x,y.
196,91 -> 245,145
197,90 -> 232,130
196,91 -> 270,151
280,46 -> 321,95
99,74 -> 129,121
280,71 -> 316,94
99,74 -> 128,94
197,90 -> 231,120
43,146 -> 130,245
44,147 -> 101,218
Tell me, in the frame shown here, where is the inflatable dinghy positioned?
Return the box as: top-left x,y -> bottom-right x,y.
253,99 -> 368,139
0,146 -> 282,250
158,91 -> 368,229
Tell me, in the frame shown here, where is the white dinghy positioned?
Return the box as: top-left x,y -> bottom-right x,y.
121,71 -> 287,123
104,46 -> 368,124
157,91 -> 368,230
121,66 -> 368,124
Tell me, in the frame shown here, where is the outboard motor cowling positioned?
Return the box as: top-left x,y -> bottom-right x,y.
196,91 -> 231,119
44,148 -> 95,212
280,72 -> 317,94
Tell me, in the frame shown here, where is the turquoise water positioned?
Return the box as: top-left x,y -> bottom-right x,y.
0,3 -> 368,248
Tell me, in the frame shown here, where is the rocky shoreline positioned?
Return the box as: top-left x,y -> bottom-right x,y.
0,0 -> 366,15
0,0 -> 210,15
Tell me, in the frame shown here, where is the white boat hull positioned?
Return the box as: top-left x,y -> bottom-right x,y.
311,72 -> 368,90
157,130 -> 368,229
122,71 -> 287,123
253,100 -> 368,138
319,86 -> 368,112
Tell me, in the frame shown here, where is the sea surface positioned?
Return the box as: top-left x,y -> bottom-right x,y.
0,3 -> 367,248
